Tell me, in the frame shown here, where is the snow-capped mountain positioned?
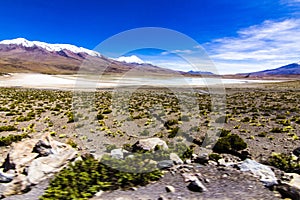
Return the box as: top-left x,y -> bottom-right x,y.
0,38 -> 101,57
0,38 -> 178,75
115,55 -> 145,64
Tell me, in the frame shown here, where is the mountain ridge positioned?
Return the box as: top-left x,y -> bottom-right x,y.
238,62 -> 300,77
0,38 -> 180,75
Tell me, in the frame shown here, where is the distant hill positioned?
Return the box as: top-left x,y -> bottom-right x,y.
239,62 -> 300,77
186,70 -> 215,75
0,38 -> 180,75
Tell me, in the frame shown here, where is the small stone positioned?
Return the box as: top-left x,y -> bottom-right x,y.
0,169 -> 14,183
130,187 -> 138,191
208,160 -> 218,166
170,153 -> 183,165
293,147 -> 300,157
110,148 -> 124,159
182,173 -> 198,182
185,159 -> 192,164
94,190 -> 103,197
158,195 -> 167,200
157,160 -> 174,169
222,173 -> 228,178
165,185 -> 176,193
187,179 -> 207,192
132,138 -> 168,152
127,154 -> 134,159
275,183 -> 300,200
194,153 -> 209,164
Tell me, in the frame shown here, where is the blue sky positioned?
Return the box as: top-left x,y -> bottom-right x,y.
0,0 -> 300,74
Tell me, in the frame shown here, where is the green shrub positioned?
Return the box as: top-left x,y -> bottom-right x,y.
241,117 -> 251,122
168,126 -> 179,138
218,129 -> 231,137
164,119 -> 178,129
270,127 -> 284,133
105,144 -> 117,152
209,153 -> 222,162
268,153 -> 300,172
257,132 -> 267,137
0,133 -> 29,146
15,116 -> 32,122
213,134 -> 247,153
96,113 -> 104,120
40,154 -> 162,200
66,139 -> 77,148
0,125 -> 17,132
67,112 -> 78,123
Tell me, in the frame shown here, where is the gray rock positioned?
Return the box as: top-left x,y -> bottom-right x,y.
158,195 -> 167,200
275,183 -> 300,200
194,153 -> 209,164
157,160 -> 174,169
187,179 -> 207,192
32,140 -> 52,157
238,158 -> 278,187
132,138 -> 168,152
184,159 -> 192,164
94,190 -> 104,197
169,153 -> 183,165
165,185 -> 175,193
27,148 -> 77,184
2,174 -> 30,196
0,169 -> 14,183
293,147 -> 300,157
1,133 -> 78,197
282,173 -> 300,190
182,173 -> 198,182
110,148 -> 124,159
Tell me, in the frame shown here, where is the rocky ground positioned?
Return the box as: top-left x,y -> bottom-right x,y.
0,80 -> 300,199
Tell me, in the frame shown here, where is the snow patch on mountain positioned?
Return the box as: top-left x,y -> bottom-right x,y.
0,38 -> 101,57
115,55 -> 145,64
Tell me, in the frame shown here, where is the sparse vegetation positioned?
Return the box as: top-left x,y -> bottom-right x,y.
40,154 -> 163,200
0,133 -> 29,146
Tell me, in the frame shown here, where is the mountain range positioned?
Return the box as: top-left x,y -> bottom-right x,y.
0,38 -> 299,77
0,38 -> 179,75
238,62 -> 300,77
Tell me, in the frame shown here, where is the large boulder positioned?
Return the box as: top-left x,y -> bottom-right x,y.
27,147 -> 77,184
0,133 -> 77,197
1,139 -> 39,172
132,138 -> 168,152
238,158 -> 278,187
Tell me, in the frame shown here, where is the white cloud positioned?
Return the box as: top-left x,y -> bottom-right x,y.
161,49 -> 193,55
205,18 -> 300,74
115,55 -> 145,64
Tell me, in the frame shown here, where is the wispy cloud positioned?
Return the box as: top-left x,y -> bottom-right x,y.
281,0 -> 300,6
205,18 -> 300,74
161,49 -> 193,55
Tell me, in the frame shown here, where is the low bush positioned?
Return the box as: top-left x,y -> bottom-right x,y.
213,133 -> 247,153
268,153 -> 300,172
0,125 -> 17,132
40,154 -> 163,200
0,133 -> 29,146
